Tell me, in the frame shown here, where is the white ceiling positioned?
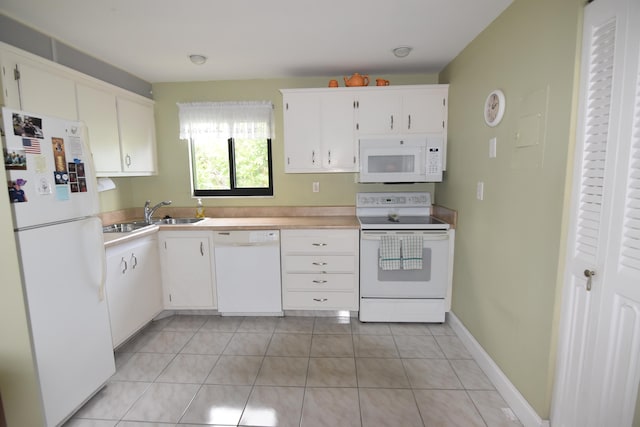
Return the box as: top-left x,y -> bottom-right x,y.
0,0 -> 513,83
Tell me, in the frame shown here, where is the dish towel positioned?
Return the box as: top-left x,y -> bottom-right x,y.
402,235 -> 423,270
379,235 -> 401,270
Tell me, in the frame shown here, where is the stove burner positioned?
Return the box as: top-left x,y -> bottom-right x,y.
358,215 -> 449,230
356,192 -> 450,230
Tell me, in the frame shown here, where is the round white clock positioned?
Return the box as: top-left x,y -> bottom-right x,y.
484,89 -> 506,127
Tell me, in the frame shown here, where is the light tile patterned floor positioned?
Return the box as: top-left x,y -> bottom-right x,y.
64,315 -> 522,427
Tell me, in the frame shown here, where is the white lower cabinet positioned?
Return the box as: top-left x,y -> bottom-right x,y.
159,231 -> 216,309
281,229 -> 359,310
105,234 -> 162,348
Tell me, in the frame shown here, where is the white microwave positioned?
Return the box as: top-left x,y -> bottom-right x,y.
358,136 -> 444,183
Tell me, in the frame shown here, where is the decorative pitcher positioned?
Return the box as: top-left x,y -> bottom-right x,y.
344,73 -> 369,87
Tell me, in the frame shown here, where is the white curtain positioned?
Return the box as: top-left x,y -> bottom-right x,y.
177,101 -> 274,141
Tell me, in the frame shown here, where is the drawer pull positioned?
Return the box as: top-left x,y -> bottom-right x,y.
312,262 -> 328,266
313,298 -> 328,302
312,243 -> 327,247
312,280 -> 328,284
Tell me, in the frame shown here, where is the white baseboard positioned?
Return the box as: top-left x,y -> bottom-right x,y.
448,312 -> 550,427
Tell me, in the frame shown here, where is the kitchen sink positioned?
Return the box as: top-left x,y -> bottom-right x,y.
102,221 -> 152,233
155,217 -> 205,225
103,217 -> 204,233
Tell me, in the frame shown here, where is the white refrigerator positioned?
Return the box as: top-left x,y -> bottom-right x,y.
2,107 -> 115,426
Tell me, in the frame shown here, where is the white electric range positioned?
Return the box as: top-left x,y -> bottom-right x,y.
357,192 -> 452,322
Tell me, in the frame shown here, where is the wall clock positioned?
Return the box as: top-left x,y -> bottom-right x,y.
484,89 -> 506,127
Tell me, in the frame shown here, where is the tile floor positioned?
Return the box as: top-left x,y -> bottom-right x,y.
64,315 -> 522,427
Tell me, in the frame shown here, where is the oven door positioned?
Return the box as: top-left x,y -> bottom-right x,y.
360,230 -> 450,298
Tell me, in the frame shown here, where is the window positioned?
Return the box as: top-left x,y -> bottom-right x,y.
178,101 -> 274,197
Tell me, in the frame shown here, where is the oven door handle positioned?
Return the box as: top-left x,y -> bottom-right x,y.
361,233 -> 449,241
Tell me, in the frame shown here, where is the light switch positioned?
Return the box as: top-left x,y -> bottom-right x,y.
489,137 -> 497,158
312,182 -> 320,192
477,181 -> 484,200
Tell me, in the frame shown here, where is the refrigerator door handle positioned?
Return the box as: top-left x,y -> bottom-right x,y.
91,217 -> 107,302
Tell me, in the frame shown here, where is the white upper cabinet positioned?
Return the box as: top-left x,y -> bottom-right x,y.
401,87 -> 448,134
0,48 -> 77,119
116,96 -> 157,175
282,91 -> 322,172
76,83 -> 121,174
77,82 -> 157,176
282,89 -> 357,173
280,85 -> 448,173
356,90 -> 402,135
319,91 -> 357,170
357,86 -> 448,135
0,43 -> 157,177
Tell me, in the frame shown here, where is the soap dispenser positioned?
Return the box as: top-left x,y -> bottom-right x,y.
195,198 -> 205,218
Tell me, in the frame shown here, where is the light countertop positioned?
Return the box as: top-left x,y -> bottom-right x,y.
103,215 -> 360,248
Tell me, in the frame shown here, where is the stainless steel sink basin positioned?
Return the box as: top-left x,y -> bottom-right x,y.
103,217 -> 204,233
102,221 -> 153,233
155,217 -> 205,225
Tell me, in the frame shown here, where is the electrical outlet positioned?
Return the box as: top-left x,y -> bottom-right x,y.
489,137 -> 497,158
312,182 -> 320,193
477,181 -> 484,200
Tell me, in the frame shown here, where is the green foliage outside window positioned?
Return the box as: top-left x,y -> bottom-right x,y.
191,135 -> 272,196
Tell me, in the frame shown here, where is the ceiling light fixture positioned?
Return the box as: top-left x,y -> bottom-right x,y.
189,54 -> 207,65
392,46 -> 413,58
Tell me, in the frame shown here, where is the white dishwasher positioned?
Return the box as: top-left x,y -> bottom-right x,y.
213,230 -> 283,315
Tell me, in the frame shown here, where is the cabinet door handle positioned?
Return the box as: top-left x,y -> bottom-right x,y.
390,115 -> 394,130
312,150 -> 316,165
584,269 -> 596,291
408,114 -> 411,130
125,154 -> 132,167
312,280 -> 328,284
313,298 -> 328,302
312,262 -> 328,266
312,243 -> 327,247
130,253 -> 138,269
120,257 -> 128,274
327,150 -> 331,165
200,242 -> 204,256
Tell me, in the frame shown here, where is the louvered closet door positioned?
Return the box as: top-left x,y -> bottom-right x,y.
552,0 -> 640,425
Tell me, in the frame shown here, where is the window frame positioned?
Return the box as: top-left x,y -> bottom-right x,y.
189,136 -> 274,198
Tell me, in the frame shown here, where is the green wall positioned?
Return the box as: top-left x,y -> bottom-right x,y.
99,74 -> 441,213
437,0 -> 582,418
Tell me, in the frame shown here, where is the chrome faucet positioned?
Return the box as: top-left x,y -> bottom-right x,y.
144,200 -> 172,224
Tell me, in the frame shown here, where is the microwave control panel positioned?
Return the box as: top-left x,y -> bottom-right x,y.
425,137 -> 444,181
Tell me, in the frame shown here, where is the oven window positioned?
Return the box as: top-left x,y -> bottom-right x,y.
377,248 -> 432,281
368,155 -> 415,174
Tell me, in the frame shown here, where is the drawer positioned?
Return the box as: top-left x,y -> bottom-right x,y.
283,290 -> 359,311
284,273 -> 356,291
281,229 -> 358,253
284,255 -> 355,273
